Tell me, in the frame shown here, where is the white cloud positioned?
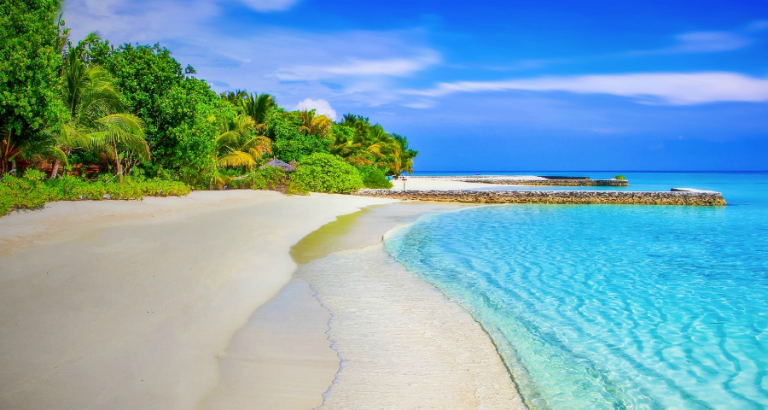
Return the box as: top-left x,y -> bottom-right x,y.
235,0 -> 300,12
404,72 -> 768,105
402,101 -> 435,109
295,98 -> 337,120
277,54 -> 438,80
64,0 -> 439,109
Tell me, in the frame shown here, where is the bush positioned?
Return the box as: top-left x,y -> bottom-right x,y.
358,166 -> 392,189
291,153 -> 364,194
615,175 -> 626,180
0,174 -> 191,217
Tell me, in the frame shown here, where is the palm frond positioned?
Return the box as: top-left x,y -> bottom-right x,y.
217,151 -> 256,169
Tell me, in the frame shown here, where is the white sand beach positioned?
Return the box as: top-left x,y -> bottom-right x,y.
0,193 -> 523,409
0,191 -> 393,409
390,175 -> 546,191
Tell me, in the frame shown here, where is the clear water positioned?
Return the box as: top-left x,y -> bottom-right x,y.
385,172 -> 768,409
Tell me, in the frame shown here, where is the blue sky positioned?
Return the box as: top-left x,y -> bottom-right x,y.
64,0 -> 768,171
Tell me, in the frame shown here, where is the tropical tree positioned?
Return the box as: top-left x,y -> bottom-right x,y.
0,0 -> 65,175
241,92 -> 275,135
299,110 -> 333,138
58,46 -> 149,183
331,114 -> 417,176
208,114 -> 271,189
85,39 -> 188,172
219,91 -> 276,136
219,90 -> 248,107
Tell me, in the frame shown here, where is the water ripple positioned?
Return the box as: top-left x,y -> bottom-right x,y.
386,198 -> 768,410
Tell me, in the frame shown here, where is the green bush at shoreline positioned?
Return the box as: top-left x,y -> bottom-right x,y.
359,165 -> 393,189
0,169 -> 191,217
291,153 -> 364,194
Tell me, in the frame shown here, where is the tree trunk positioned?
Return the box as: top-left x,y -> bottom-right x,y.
114,145 -> 123,185
50,160 -> 60,179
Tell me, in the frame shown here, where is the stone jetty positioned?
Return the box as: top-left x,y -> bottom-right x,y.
354,189 -> 727,206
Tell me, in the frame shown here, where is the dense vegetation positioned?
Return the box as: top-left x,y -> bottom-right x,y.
0,169 -> 189,216
0,0 -> 416,214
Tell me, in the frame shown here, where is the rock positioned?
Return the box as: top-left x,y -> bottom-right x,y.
353,189 -> 727,206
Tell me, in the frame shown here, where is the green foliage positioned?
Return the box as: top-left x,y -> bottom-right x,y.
0,174 -> 190,216
269,111 -> 330,162
291,153 -> 363,194
85,40 -> 189,175
89,42 -> 184,136
231,167 -> 281,189
0,15 -> 417,190
615,175 -> 626,180
331,114 -> 417,176
59,43 -> 150,183
358,165 -> 392,189
0,0 -> 64,137
156,78 -> 221,171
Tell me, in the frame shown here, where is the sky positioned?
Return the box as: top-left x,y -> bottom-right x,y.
63,0 -> 768,171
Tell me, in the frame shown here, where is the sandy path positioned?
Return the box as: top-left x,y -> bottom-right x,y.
0,191 -> 393,410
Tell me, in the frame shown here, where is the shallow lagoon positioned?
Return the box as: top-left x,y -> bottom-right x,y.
387,172 -> 768,409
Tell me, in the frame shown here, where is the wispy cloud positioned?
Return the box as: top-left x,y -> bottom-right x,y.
629,20 -> 768,55
236,0 -> 300,12
277,53 -> 439,80
659,31 -> 753,54
404,72 -> 768,105
63,0 -> 439,109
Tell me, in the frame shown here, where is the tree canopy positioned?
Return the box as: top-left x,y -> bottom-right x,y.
0,7 -> 418,191
0,0 -> 65,174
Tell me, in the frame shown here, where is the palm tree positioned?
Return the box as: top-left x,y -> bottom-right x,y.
219,90 -> 248,106
209,114 -> 271,189
299,110 -> 333,138
58,46 -> 149,184
333,114 -> 414,176
241,92 -> 275,135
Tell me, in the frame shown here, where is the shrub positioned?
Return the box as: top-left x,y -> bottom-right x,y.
358,166 -> 393,189
0,175 -> 191,217
291,153 -> 364,194
615,175 -> 626,180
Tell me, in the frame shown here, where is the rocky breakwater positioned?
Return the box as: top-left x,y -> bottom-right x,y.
458,178 -> 630,187
354,190 -> 727,206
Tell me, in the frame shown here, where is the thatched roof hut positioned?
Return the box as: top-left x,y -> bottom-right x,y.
262,157 -> 296,172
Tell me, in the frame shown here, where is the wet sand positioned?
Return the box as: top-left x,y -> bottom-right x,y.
224,202 -> 525,409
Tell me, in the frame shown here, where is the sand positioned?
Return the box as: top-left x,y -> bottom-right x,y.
288,203 -> 524,409
198,278 -> 338,410
0,191 -> 393,410
299,244 -> 525,409
389,175 -> 546,191
0,193 -> 525,410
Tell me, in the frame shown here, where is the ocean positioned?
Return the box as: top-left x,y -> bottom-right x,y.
385,172 -> 768,409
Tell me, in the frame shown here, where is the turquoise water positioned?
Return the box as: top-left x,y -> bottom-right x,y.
385,172 -> 768,409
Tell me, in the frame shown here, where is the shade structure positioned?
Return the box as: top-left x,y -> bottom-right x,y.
261,157 -> 296,172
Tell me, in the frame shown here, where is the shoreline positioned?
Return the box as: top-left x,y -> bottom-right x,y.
300,243 -> 525,409
255,202 -> 524,408
1,193 -> 527,409
0,191 -> 395,409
